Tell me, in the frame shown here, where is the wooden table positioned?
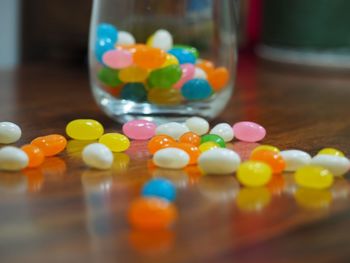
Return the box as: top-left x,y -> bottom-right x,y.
1,56 -> 350,262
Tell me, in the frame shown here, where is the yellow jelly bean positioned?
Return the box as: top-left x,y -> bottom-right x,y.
251,145 -> 280,155
317,148 -> 345,157
236,187 -> 271,212
294,188 -> 332,210
237,161 -> 272,187
294,165 -> 334,190
119,66 -> 149,83
148,88 -> 183,105
199,142 -> 219,152
66,119 -> 104,140
162,54 -> 179,68
146,35 -> 154,46
99,133 -> 130,152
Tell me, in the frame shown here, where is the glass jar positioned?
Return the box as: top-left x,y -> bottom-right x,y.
89,0 -> 238,123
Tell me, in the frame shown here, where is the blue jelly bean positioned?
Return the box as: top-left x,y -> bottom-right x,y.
120,83 -> 147,102
142,178 -> 176,202
95,38 -> 115,63
168,48 -> 196,64
97,23 -> 118,43
181,79 -> 213,100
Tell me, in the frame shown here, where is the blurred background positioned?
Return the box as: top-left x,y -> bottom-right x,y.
1,0 -> 350,69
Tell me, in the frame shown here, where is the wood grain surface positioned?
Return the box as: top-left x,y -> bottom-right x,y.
1,56 -> 350,263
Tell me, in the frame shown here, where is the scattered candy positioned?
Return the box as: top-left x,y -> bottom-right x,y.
155,122 -> 189,140
295,165 -> 334,190
198,148 -> 241,174
168,142 -> 200,165
237,161 -> 272,187
317,148 -> 345,157
250,149 -> 285,174
0,146 -> 28,171
210,123 -> 234,142
153,148 -> 189,169
252,145 -> 280,155
179,132 -> 201,146
31,134 -> 67,157
142,178 -> 176,202
185,117 -> 209,136
200,134 -> 226,148
198,141 -> 220,152
123,120 -> 157,140
99,133 -> 130,152
148,135 -> 176,154
280,150 -> 311,172
21,144 -> 45,168
233,121 -> 266,142
82,143 -> 114,170
311,155 -> 350,177
0,122 -> 22,144
66,119 -> 104,140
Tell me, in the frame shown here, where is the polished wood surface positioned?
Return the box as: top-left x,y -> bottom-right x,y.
1,56 -> 350,262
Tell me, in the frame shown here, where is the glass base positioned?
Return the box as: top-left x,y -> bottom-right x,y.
92,85 -> 232,124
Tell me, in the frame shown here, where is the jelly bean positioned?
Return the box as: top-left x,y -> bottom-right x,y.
119,66 -> 149,83
199,142 -> 219,152
311,155 -> 350,177
294,188 -> 332,210
21,144 -> 45,168
102,49 -> 133,69
317,148 -> 345,157
173,45 -> 199,59
252,145 -> 280,155
122,120 -> 157,140
208,67 -> 229,91
103,84 -> 123,97
174,64 -> 195,89
155,122 -> 189,140
128,197 -> 178,230
168,142 -> 200,165
236,187 -> 271,212
97,23 -> 118,43
98,67 -> 122,87
0,122 -> 21,144
210,123 -> 234,142
150,29 -> 173,51
185,117 -> 209,136
250,149 -> 285,174
280,150 -> 311,172
66,119 -> 104,140
0,146 -> 28,171
153,148 -> 190,169
194,67 -> 207,79
31,135 -> 67,157
148,65 -> 182,89
179,132 -> 201,146
181,79 -> 213,100
95,38 -> 115,63
99,133 -> 130,152
134,46 -> 167,69
168,48 -> 196,65
148,135 -> 176,154
120,83 -> 147,102
295,165 -> 334,190
162,54 -> 179,67
148,88 -> 183,105
196,59 -> 215,75
82,143 -> 114,170
233,121 -> 266,142
201,134 -> 226,148
116,31 -> 135,45
198,148 -> 241,174
142,178 -> 176,202
237,161 -> 272,187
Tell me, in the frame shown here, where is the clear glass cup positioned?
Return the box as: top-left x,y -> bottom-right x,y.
89,0 -> 238,123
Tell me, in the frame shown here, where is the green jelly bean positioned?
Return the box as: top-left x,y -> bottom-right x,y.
148,65 -> 182,89
201,134 -> 226,148
98,67 -> 122,87
173,45 -> 199,58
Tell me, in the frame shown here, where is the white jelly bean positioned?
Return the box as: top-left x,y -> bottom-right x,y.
156,122 -> 189,140
210,123 -> 234,142
185,117 -> 209,136
0,122 -> 22,144
82,143 -> 114,170
117,31 -> 136,45
153,148 -> 190,169
152,29 -> 173,51
280,150 -> 311,172
194,67 -> 207,79
0,146 -> 28,171
198,148 -> 241,174
311,155 -> 350,177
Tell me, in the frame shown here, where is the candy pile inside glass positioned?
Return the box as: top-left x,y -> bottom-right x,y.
1,118 -> 350,230
94,24 -> 230,105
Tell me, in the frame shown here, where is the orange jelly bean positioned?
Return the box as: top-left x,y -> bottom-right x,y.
128,197 -> 178,230
179,132 -> 201,146
31,134 -> 67,157
21,144 -> 45,168
148,135 -> 175,154
168,142 -> 200,165
133,46 -> 166,69
208,67 -> 229,91
197,60 -> 215,75
250,149 -> 286,174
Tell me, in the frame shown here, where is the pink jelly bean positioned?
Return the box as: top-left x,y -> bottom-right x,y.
102,49 -> 133,69
232,121 -> 266,142
122,120 -> 157,140
174,64 -> 195,89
